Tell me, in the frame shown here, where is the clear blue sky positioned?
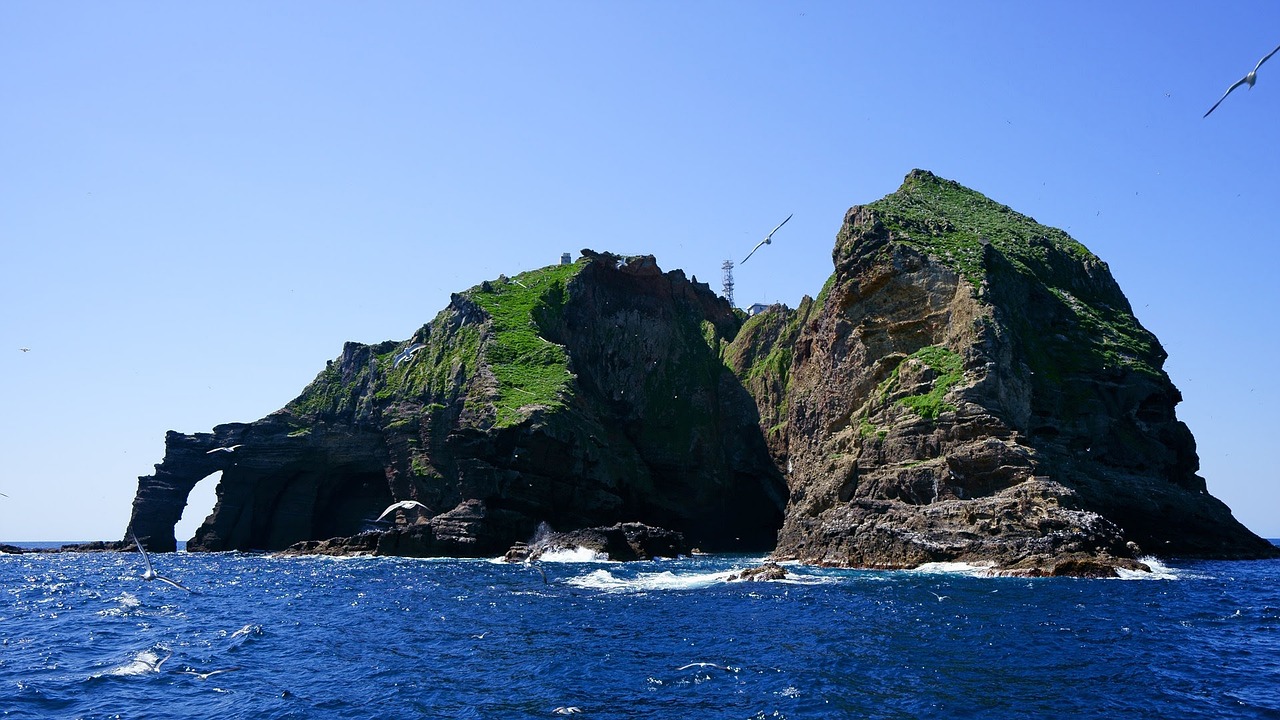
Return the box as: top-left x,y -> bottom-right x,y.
3,2 -> 1278,542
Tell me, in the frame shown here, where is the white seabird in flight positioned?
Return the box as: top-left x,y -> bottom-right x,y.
130,530 -> 194,593
181,666 -> 242,680
741,213 -> 793,264
375,500 -> 431,523
206,444 -> 243,454
1204,42 -> 1280,117
393,343 -> 426,368
676,662 -> 736,672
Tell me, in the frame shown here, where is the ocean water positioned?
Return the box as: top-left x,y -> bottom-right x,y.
2,545 -> 1278,719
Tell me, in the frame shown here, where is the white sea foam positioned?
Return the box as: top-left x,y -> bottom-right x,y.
1115,556 -> 1179,581
537,547 -> 610,563
566,568 -> 737,592
99,648 -> 171,677
96,591 -> 142,617
907,561 -> 996,577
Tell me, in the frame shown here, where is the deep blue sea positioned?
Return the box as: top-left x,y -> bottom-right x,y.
2,543 -> 1278,720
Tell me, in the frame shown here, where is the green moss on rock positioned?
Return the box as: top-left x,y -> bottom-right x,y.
467,261 -> 585,427
894,345 -> 964,421
863,170 -> 1163,382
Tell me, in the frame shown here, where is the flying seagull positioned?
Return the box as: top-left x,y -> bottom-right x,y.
741,213 -> 793,264
676,662 -> 735,672
374,499 -> 431,523
129,530 -> 194,593
181,666 -> 242,680
19,348 -> 30,352
1204,42 -> 1280,117
393,343 -> 425,368
206,444 -> 243,454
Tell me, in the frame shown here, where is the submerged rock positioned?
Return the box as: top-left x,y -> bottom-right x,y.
505,522 -> 689,562
727,562 -> 788,581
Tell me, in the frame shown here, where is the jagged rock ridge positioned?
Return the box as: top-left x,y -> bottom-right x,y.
126,251 -> 785,555
120,170 -> 1276,575
726,169 -> 1276,574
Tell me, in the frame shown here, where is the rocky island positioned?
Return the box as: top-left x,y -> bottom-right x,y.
115,170 -> 1277,576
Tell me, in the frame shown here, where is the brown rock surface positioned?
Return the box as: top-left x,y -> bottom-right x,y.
125,252 -> 785,555
733,170 -> 1277,575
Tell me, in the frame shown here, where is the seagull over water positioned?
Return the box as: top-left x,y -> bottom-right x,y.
206,444 -> 243,454
741,213 -> 793,264
1204,42 -> 1280,117
375,500 -> 431,523
130,530 -> 194,593
676,662 -> 736,672
181,666 -> 242,680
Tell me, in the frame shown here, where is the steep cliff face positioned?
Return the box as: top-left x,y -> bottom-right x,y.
127,251 -> 785,554
123,170 -> 1274,572
743,170 -> 1276,574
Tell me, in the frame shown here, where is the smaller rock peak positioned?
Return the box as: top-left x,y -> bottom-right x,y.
899,168 -> 967,196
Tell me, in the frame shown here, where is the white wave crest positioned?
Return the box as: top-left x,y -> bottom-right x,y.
566,568 -> 735,592
908,561 -> 996,577
537,547 -> 610,563
99,648 -> 171,677
1115,556 -> 1179,580
96,591 -> 142,617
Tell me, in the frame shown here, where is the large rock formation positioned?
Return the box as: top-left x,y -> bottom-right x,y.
126,251 -> 785,554
120,170 -> 1276,575
727,170 -> 1277,574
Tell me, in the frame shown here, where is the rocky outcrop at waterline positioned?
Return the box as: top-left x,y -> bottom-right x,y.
727,170 -> 1277,575
500,522 -> 690,562
118,170 -> 1277,576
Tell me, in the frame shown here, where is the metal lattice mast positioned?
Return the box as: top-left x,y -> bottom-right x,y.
721,260 -> 735,307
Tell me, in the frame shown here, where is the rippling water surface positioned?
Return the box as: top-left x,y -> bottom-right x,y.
2,545 -> 1278,719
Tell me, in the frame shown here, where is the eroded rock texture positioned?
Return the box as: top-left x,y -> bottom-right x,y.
729,170 -> 1276,575
122,170 -> 1276,575
126,252 -> 785,555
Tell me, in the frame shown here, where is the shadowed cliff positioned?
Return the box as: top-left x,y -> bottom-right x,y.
126,251 -> 785,554
727,170 -> 1277,575
121,170 -> 1276,575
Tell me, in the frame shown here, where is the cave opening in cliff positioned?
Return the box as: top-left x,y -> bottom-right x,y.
313,469 -> 395,540
175,471 -> 221,546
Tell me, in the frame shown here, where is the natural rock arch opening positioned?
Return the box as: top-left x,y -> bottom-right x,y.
175,471 -> 220,547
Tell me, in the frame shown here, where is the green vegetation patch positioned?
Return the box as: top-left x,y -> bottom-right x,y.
288,362 -> 362,419
895,345 -> 964,420
870,345 -> 964,423
467,261 -> 585,427
866,170 -> 1094,288
864,170 -> 1163,380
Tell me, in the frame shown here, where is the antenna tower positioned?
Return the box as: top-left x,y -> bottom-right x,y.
721,260 -> 735,307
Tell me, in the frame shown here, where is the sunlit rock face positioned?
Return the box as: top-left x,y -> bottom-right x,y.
127,252 -> 785,555
730,170 -> 1276,576
122,170 -> 1276,575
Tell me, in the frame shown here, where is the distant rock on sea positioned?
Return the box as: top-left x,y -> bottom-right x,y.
120,170 -> 1277,575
